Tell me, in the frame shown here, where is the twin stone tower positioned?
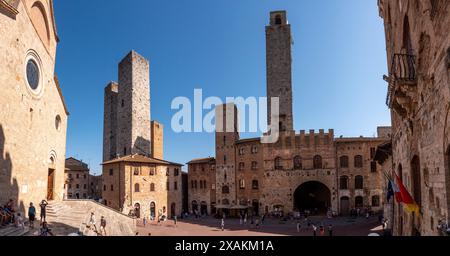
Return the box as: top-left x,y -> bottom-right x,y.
103,51 -> 163,162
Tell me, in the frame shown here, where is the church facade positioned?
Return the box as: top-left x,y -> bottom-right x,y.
0,0 -> 68,212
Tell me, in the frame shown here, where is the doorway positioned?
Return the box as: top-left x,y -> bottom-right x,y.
340,196 -> 350,215
47,169 -> 55,200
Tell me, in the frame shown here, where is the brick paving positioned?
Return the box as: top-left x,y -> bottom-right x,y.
136,216 -> 384,236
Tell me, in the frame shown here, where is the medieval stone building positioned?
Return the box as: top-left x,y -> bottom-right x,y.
187,157 -> 216,215
378,0 -> 450,236
101,51 -> 183,219
0,0 -> 68,212
188,11 -> 390,217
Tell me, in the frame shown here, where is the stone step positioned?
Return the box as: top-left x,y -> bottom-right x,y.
7,228 -> 30,236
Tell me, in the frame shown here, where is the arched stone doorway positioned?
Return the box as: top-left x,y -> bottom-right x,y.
134,203 -> 141,219
150,202 -> 156,219
200,201 -> 207,215
294,181 -> 331,215
340,196 -> 350,215
252,200 -> 260,216
192,201 -> 198,213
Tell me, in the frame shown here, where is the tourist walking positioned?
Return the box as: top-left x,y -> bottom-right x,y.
28,202 -> 36,229
312,225 -> 317,236
89,212 -> 98,233
174,215 -> 178,227
244,214 -> 247,225
39,200 -> 48,223
328,224 -> 333,237
221,218 -> 225,231
143,216 -> 147,227
319,224 -> 325,236
296,221 -> 301,233
100,216 -> 107,236
255,218 -> 260,229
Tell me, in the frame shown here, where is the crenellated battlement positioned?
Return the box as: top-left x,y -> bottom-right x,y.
292,129 -> 335,148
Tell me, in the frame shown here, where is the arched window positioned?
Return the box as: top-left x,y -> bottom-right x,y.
372,195 -> 380,207
150,183 -> 155,192
239,162 -> 245,171
411,156 -> 422,207
355,196 -> 364,208
194,180 -> 198,189
354,155 -> 363,168
340,176 -> 349,190
340,156 -> 349,168
134,183 -> 140,192
252,180 -> 259,190
251,161 -> 258,170
313,155 -> 323,169
355,175 -> 364,190
275,157 -> 283,170
239,179 -> 245,189
293,156 -> 302,170
222,186 -> 230,194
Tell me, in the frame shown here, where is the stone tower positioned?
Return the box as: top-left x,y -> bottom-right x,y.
103,82 -> 119,161
215,103 -> 239,207
151,121 -> 164,159
117,51 -> 151,157
266,11 -> 294,132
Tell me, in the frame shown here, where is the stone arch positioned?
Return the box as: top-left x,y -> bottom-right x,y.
30,1 -> 51,48
134,203 -> 141,218
150,202 -> 156,218
294,181 -> 331,214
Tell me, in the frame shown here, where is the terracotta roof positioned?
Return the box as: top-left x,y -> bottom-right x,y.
187,157 -> 215,164
102,154 -> 183,166
235,137 -> 260,144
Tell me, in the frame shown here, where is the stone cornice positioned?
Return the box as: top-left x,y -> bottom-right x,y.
0,0 -> 19,16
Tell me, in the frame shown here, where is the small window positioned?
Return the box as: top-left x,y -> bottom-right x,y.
55,115 -> 61,131
354,155 -> 363,168
84,174 -> 87,179
174,168 -> 180,176
166,182 -> 170,191
76,184 -> 79,189
123,147 -> 127,156
251,161 -> 258,170
372,195 -> 380,207
109,169 -> 113,176
110,185 -> 114,191
340,176 -> 349,190
76,174 -> 79,179
121,99 -> 125,107
340,156 -> 349,168
239,162 -> 245,171
149,168 -> 156,176
134,183 -> 140,192
239,180 -> 245,189
252,180 -> 259,190
293,156 -> 302,170
83,184 -> 87,189
134,167 -> 140,176
313,155 -> 323,169
68,174 -> 72,178
275,157 -> 283,170
275,15 -> 282,25
355,176 -> 364,189
150,183 -> 155,192
371,161 -> 377,172
174,181 -> 178,190
103,185 -> 106,191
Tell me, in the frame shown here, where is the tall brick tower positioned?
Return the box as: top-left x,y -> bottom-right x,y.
103,82 -> 119,161
117,51 -> 151,157
215,103 -> 239,208
266,11 -> 294,132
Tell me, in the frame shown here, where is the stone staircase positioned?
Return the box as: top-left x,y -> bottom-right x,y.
1,200 -> 136,236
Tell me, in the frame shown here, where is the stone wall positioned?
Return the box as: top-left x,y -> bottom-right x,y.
63,200 -> 136,236
0,0 -> 67,212
188,159 -> 216,215
103,82 -> 118,161
378,0 -> 450,236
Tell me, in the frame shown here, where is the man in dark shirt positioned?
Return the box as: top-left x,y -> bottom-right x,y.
39,200 -> 48,222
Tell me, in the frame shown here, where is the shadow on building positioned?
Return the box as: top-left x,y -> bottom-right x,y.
0,124 -> 24,213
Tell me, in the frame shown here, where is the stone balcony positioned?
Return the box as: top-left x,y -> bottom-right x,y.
386,54 -> 418,117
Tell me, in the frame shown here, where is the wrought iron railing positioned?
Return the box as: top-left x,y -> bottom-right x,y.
386,54 -> 417,108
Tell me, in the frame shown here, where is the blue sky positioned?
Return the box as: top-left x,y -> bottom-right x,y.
54,0 -> 390,175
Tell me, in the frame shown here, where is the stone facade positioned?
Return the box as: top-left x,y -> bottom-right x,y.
103,51 -> 152,161
0,0 -> 68,212
151,121 -> 163,159
64,158 -> 90,200
187,157 -> 216,215
378,0 -> 450,236
188,11 -> 389,217
101,155 -> 182,219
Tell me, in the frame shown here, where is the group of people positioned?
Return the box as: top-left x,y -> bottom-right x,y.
88,212 -> 107,236
1,199 -> 54,236
296,217 -> 334,236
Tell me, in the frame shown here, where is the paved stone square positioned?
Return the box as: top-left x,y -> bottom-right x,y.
136,216 -> 384,236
